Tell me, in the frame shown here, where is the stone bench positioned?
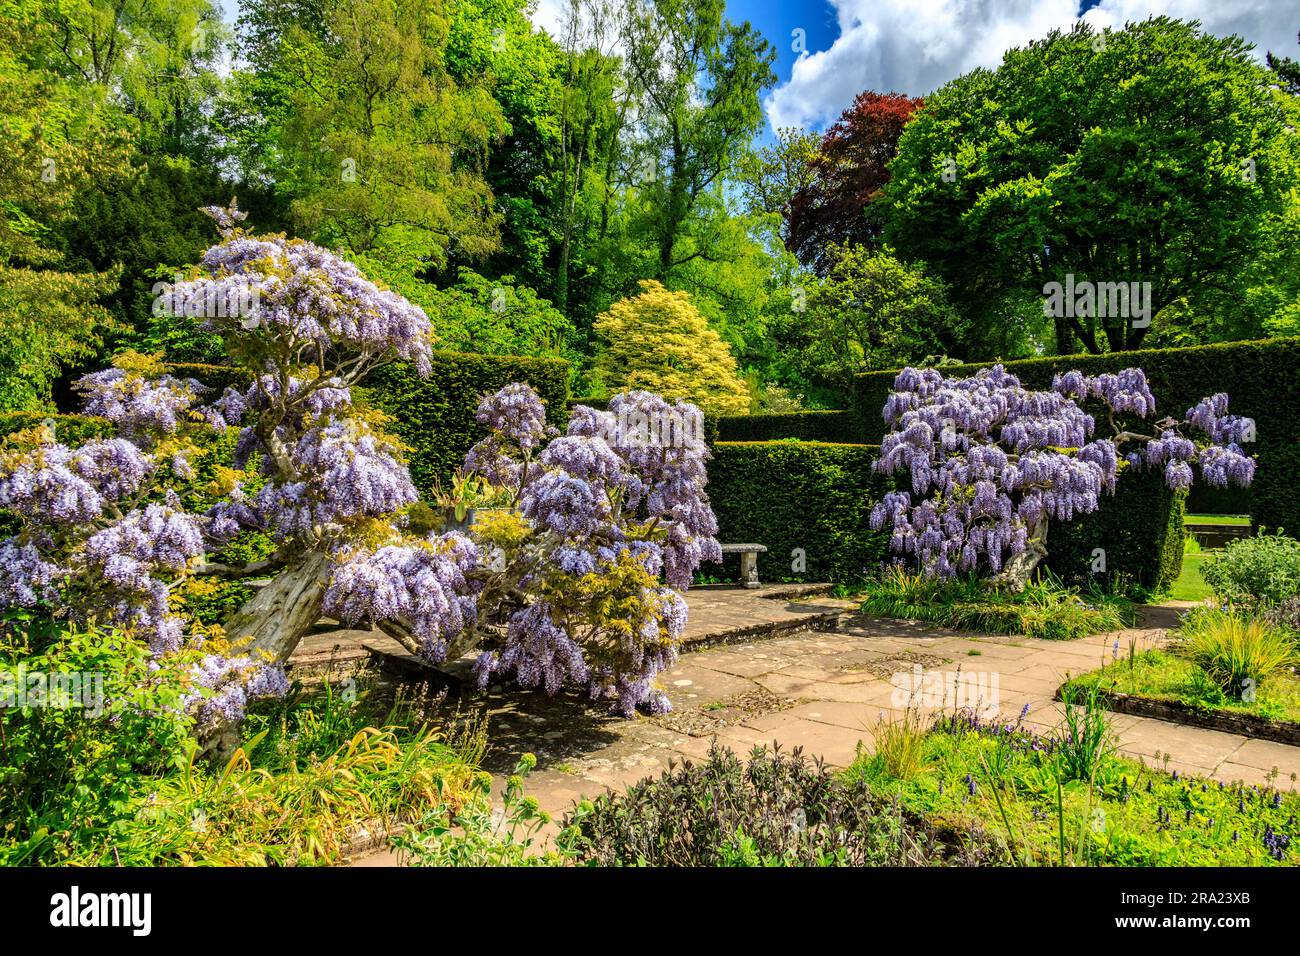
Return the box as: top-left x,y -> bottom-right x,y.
719,542 -> 768,589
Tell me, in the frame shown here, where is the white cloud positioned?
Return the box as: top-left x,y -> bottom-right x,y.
530,0 -> 569,38
765,0 -> 1299,132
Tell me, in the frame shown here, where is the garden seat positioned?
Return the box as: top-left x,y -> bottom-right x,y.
719,542 -> 768,589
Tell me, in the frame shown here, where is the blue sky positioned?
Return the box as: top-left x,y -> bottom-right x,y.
727,0 -> 839,87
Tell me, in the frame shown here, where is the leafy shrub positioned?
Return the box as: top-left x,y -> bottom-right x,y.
395,753 -> 564,866
1262,596 -> 1300,634
594,280 -> 751,417
0,622 -> 197,865
1176,607 -> 1299,699
1202,533 -> 1300,604
561,742 -> 999,866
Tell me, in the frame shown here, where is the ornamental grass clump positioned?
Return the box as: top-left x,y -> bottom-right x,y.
858,566 -> 1132,640
1176,607 -> 1299,699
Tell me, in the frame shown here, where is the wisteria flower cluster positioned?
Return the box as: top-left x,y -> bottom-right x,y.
871,365 -> 1256,583
170,230 -> 434,376
0,206 -> 445,739
1,205 -> 718,742
328,384 -> 717,716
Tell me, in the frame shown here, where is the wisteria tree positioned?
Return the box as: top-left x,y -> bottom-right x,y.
869,365 -> 1256,588
0,205 -> 720,756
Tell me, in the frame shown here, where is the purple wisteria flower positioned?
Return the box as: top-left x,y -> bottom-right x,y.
873,365 -> 1256,579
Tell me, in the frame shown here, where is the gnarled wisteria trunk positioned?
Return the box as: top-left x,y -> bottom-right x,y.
221,550 -> 333,661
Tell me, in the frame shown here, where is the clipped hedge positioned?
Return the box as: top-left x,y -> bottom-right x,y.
164,362 -> 253,395
365,350 -> 571,495
706,442 -> 891,584
854,338 -> 1300,533
715,410 -> 865,444
1043,469 -> 1186,593
706,440 -> 1183,590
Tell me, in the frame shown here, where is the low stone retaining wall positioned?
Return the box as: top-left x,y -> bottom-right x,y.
1057,684 -> 1300,747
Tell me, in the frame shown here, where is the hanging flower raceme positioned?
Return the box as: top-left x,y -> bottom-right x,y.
323,535 -> 481,663
873,365 -> 1256,580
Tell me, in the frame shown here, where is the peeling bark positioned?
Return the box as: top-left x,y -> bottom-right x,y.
202,549 -> 334,760
992,517 -> 1048,592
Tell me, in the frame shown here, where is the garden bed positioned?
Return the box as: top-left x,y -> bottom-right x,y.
1062,649 -> 1300,746
1057,683 -> 1300,746
845,708 -> 1300,866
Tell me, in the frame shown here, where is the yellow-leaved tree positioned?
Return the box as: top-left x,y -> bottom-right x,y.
594,281 -> 750,416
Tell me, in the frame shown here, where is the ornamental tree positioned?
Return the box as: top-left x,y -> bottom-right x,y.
869,365 -> 1255,588
0,204 -> 719,756
594,280 -> 751,417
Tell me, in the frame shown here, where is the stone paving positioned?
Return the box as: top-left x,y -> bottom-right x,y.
334,588 -> 1300,864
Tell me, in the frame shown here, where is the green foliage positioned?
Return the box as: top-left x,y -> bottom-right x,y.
789,244 -> 965,382
865,708 -> 929,782
364,350 -> 570,496
849,711 -> 1300,866
1,641 -> 486,865
0,623 -> 198,865
0,264 -> 123,413
1202,533 -> 1300,605
883,17 -> 1300,357
163,362 -> 255,395
364,264 -> 587,388
561,742 -> 1000,866
394,752 -> 564,866
715,410 -> 864,443
594,280 -> 751,416
82,724 -> 481,866
854,338 -> 1298,536
706,441 -> 889,584
235,0 -> 506,271
1044,467 -> 1186,593
1054,683 -> 1117,783
857,567 -> 1136,640
0,413 -> 113,445
1176,607 -> 1300,698
1068,647 -> 1300,724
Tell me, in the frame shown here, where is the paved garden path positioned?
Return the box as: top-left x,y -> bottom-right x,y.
338,589 -> 1300,864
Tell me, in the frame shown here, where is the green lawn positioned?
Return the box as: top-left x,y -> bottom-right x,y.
1185,513 -> 1252,526
1166,536 -> 1216,602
